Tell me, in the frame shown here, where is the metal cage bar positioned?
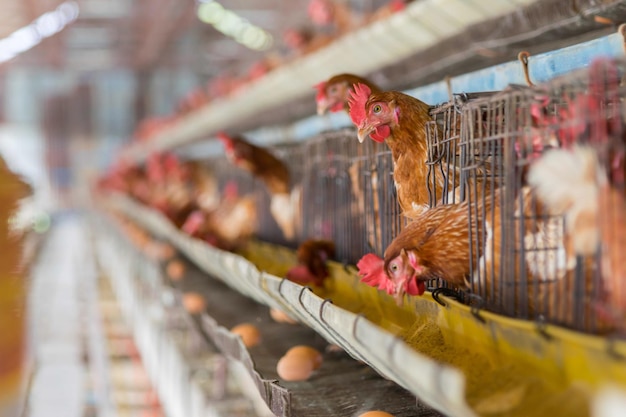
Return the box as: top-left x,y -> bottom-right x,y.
460,59 -> 626,334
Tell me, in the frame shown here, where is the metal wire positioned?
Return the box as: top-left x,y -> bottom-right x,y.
203,62 -> 625,336
460,60 -> 626,334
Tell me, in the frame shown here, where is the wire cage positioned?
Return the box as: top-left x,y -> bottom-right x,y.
461,58 -> 626,334
256,142 -> 306,249
210,158 -> 256,196
370,149 -> 405,256
425,92 -> 498,208
299,128 -> 367,264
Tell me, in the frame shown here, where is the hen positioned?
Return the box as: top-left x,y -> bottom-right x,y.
315,73 -> 381,115
143,152 -> 199,228
357,197 -> 493,304
522,57 -> 625,330
185,160 -> 220,212
181,181 -> 257,251
528,145 -> 624,330
473,185 -> 581,321
348,83 -> 455,214
286,239 -> 336,287
315,74 -> 385,252
218,132 -> 301,241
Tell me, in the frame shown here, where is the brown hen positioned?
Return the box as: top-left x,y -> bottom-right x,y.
315,73 -> 381,115
348,84 -> 456,215
357,195 -> 494,304
218,132 -> 300,240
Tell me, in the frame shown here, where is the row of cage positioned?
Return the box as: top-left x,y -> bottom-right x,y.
209,59 -> 624,335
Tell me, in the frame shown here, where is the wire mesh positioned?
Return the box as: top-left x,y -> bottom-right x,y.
461,59 -> 626,334
256,142 -> 305,249
425,92 -> 496,208
300,129 -> 367,264
149,59 -> 624,336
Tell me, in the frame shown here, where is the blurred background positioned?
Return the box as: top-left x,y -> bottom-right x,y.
2,1 -> 626,417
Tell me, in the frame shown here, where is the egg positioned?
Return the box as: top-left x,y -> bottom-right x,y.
157,243 -> 175,260
276,354 -> 315,381
230,323 -> 261,348
134,230 -> 150,248
284,345 -> 323,369
166,259 -> 185,281
269,307 -> 298,324
357,412 -> 394,417
182,292 -> 206,314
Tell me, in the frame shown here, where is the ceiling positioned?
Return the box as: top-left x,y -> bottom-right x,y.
3,0 -> 626,139
0,0 -> 315,76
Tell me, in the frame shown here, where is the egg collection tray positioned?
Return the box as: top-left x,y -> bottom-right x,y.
100,193 -> 626,417
94,207 -> 444,416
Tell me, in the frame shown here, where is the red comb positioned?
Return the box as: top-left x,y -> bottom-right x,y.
390,0 -> 406,12
217,132 -> 235,154
217,131 -> 231,144
286,264 -> 317,286
182,210 -> 205,235
357,253 -> 393,294
348,83 -> 371,126
314,81 -> 327,102
406,279 -> 426,296
146,153 -> 164,183
163,153 -> 180,176
308,0 -> 333,25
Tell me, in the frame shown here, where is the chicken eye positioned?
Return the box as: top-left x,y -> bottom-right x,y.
372,104 -> 382,113
390,263 -> 398,272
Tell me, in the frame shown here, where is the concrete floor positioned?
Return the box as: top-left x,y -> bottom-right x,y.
27,216 -> 92,417
24,214 -> 161,417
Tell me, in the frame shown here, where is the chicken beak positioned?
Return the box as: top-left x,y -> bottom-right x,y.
392,276 -> 407,306
393,289 -> 405,306
357,125 -> 373,143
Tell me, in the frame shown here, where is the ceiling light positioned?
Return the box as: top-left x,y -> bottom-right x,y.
58,2 -> 80,23
197,2 -> 224,24
197,1 -> 272,51
0,1 -> 79,64
36,12 -> 64,37
8,27 -> 41,53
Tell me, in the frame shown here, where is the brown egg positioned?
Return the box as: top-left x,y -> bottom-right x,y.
230,323 -> 261,348
134,230 -> 150,248
276,354 -> 315,382
182,292 -> 206,314
157,243 -> 176,260
269,307 -> 298,324
358,412 -> 394,417
284,345 -> 323,370
166,259 -> 185,281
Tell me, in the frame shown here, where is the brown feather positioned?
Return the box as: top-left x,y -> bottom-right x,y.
384,196 -> 494,289
366,91 -> 453,213
291,239 -> 336,286
226,135 -> 290,195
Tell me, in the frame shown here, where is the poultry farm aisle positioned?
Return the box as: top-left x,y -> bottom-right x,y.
24,213 -> 161,417
26,215 -> 93,417
27,214 -> 105,417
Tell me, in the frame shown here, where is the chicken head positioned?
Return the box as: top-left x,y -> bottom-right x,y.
348,83 -> 397,143
357,249 -> 426,305
315,79 -> 349,115
385,249 -> 426,303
